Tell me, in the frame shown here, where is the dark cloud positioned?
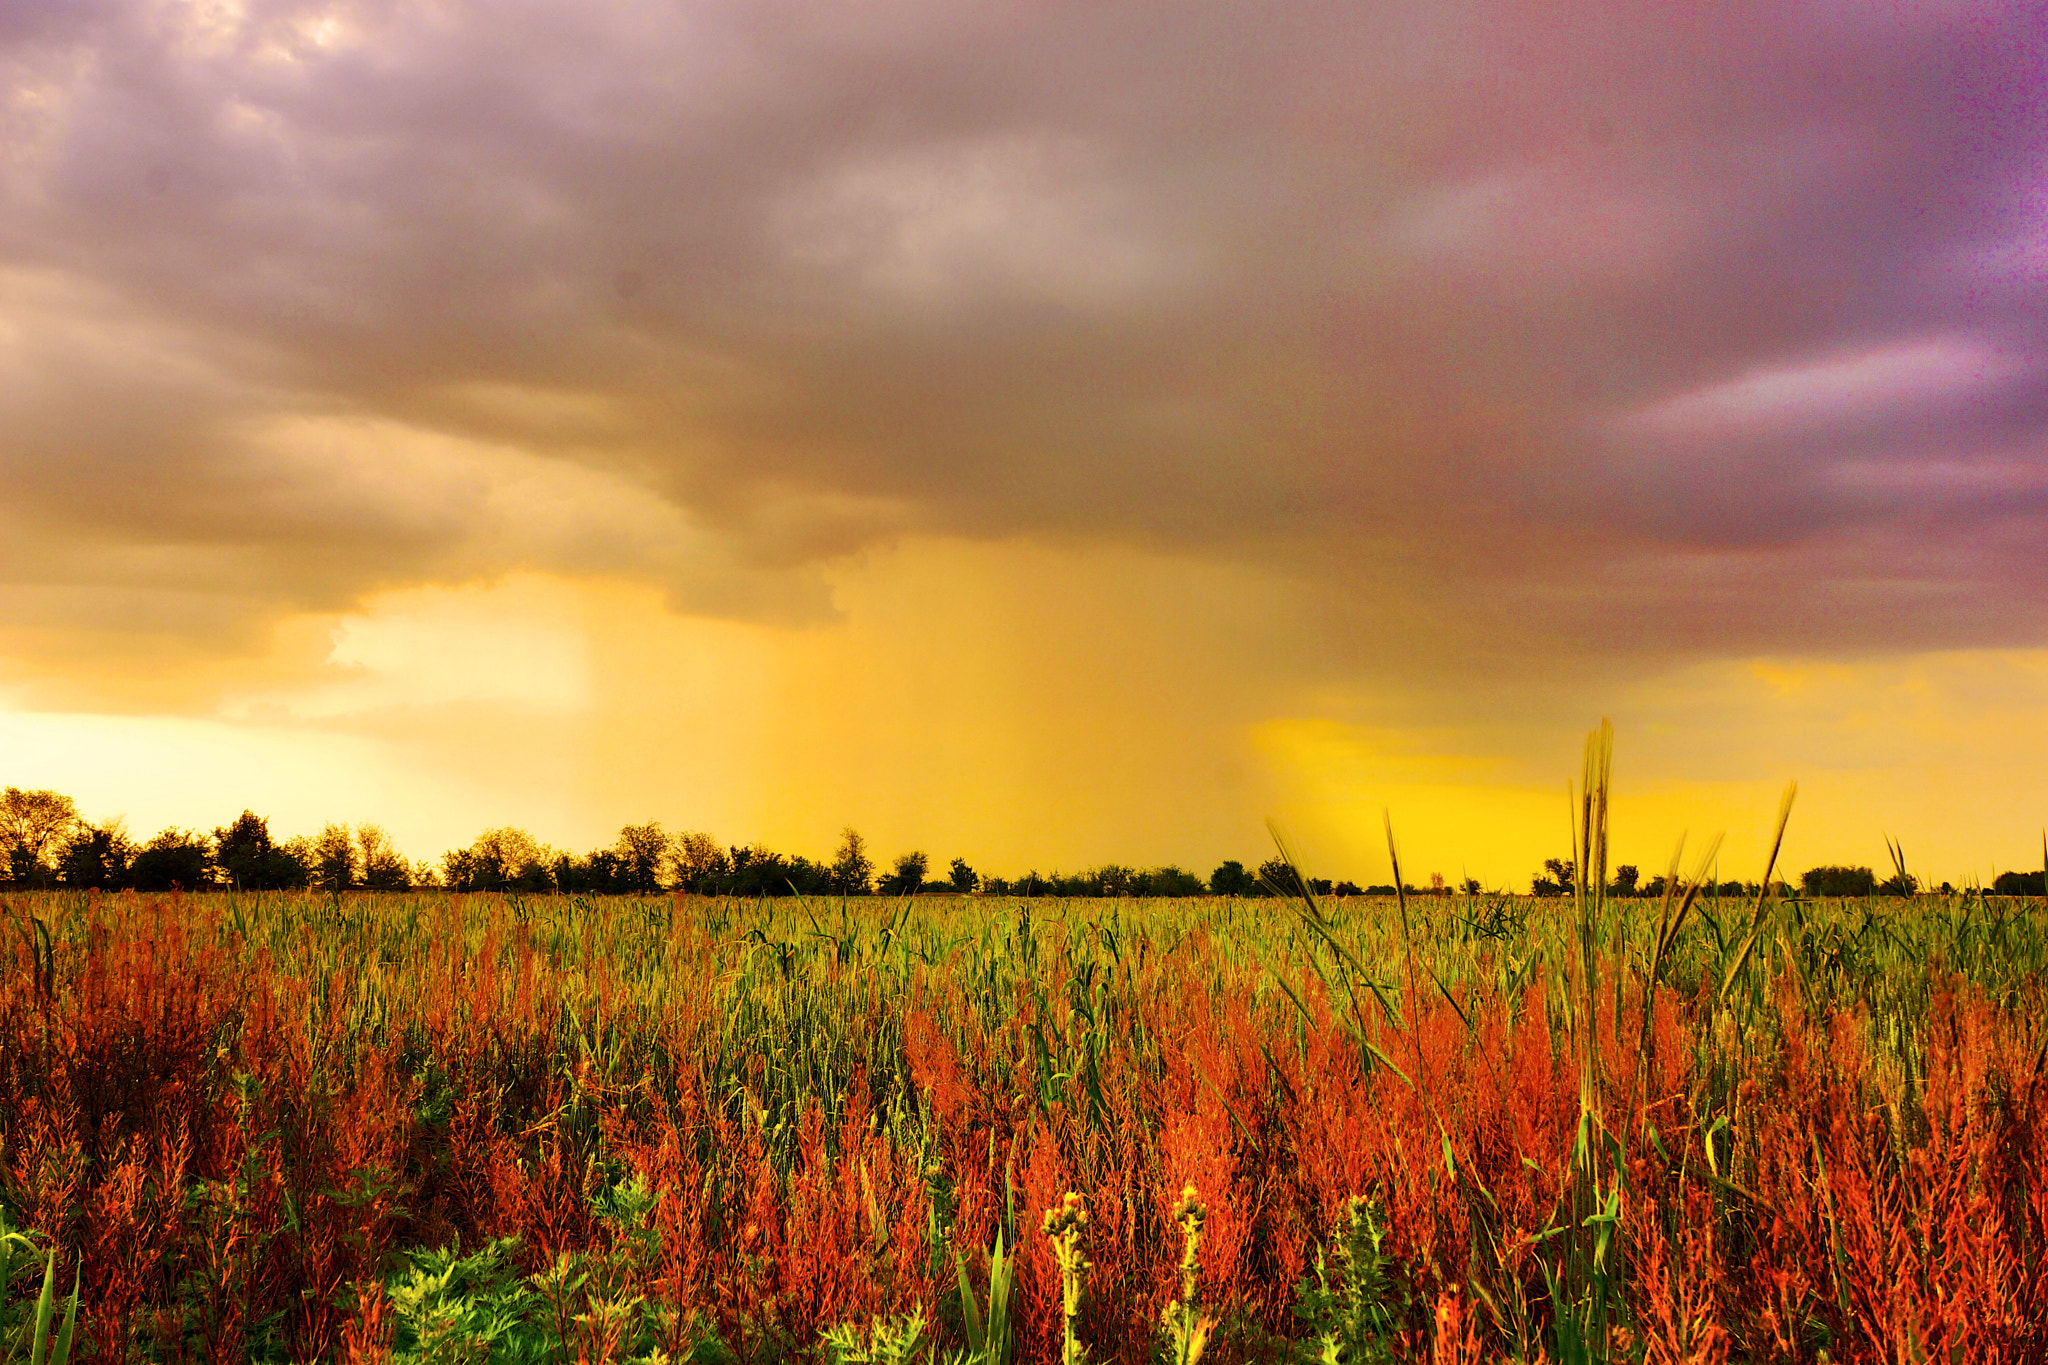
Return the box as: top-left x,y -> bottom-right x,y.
2,0 -> 2045,675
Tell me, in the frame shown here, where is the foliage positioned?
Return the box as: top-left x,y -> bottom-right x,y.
832,828 -> 876,896
670,832 -> 728,892
1801,864 -> 1876,897
126,827 -> 214,891
0,789 -> 79,888
1530,857 -> 1575,897
2,851 -> 2046,1363
52,822 -> 132,891
878,851 -> 930,897
313,823 -> 359,892
1207,861 -> 1257,897
443,828 -> 556,893
0,1207 -> 81,1365
1290,1198 -> 1405,1365
358,824 -> 414,891
213,811 -> 311,891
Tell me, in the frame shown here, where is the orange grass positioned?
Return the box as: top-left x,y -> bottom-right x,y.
0,885 -> 2044,1363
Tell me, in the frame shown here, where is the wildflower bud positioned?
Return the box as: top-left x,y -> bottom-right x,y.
1171,1183 -> 1206,1228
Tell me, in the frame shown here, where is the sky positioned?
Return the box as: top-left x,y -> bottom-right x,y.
1,0 -> 2045,888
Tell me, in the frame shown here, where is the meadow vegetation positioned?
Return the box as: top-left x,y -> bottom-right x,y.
1,731 -> 2044,1362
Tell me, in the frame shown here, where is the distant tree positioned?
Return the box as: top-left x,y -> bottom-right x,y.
947,856 -> 977,893
444,827 -> 553,892
556,849 -> 624,894
130,828 -> 212,891
1208,860 -> 1256,897
831,827 -> 874,895
614,822 -> 668,893
1331,880 -> 1364,897
1994,870 -> 2047,896
1139,865 -> 1206,897
670,831 -> 729,892
1801,866 -> 1877,897
213,811 -> 308,890
785,855 -> 836,896
357,825 -> 411,890
55,820 -> 133,890
1610,864 -> 1640,897
311,823 -> 357,892
2,787 -> 79,886
1459,877 -> 1482,895
877,850 -> 929,897
214,810 -> 271,888
1641,874 -> 1669,899
2,787 -> 79,858
723,844 -> 800,897
1716,881 -> 1747,898
1257,857 -> 1305,899
1531,858 -> 1575,897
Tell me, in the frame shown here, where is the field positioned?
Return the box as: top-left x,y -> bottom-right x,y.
1,868 -> 2044,1363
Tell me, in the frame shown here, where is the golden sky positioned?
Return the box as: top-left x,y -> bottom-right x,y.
2,0 -> 2045,887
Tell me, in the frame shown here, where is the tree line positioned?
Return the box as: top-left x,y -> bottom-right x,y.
2,786 -> 2034,898
0,788 -> 1376,897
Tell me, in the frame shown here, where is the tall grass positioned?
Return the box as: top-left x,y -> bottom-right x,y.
0,806 -> 2045,1362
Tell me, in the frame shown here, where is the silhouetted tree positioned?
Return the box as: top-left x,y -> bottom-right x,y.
1801,865 -> 1876,897
877,850 -> 929,896
357,825 -> 411,890
556,849 -> 624,894
213,811 -> 308,890
2,787 -> 78,886
56,820 -> 133,890
443,827 -> 552,892
1257,857 -> 1305,899
1209,860 -> 1256,896
1141,865 -> 1206,896
1610,864 -> 1640,897
831,827 -> 875,895
130,829 -> 212,891
1994,870 -> 2047,896
311,823 -> 357,891
947,856 -> 977,893
1531,858 -> 1575,896
610,822 -> 667,893
670,831 -> 729,892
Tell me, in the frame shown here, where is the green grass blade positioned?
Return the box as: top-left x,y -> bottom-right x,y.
28,1248 -> 54,1365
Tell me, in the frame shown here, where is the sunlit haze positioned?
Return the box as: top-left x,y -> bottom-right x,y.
3,0 -> 2045,887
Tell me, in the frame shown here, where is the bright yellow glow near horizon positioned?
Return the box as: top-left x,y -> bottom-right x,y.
1,542 -> 2044,890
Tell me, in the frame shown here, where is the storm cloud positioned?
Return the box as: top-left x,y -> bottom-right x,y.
4,0 -> 2046,677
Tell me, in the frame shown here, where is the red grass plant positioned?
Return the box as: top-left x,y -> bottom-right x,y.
1,889 -> 2044,1364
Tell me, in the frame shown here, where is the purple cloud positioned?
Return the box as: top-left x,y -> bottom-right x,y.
0,0 -> 2043,679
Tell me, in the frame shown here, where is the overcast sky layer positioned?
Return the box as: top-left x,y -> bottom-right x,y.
2,0 -> 2045,884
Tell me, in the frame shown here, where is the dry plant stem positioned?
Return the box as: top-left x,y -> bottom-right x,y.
1634,831 -> 1723,1138
1162,1185 -> 1213,1365
1717,782 -> 1798,1005
1043,1193 -> 1090,1365
1574,720 -> 1613,1134
1384,812 -> 1434,1104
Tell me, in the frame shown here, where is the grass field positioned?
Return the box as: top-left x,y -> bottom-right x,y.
2,853 -> 2045,1362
